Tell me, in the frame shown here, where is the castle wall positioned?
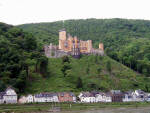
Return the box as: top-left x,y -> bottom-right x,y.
87,40 -> 92,53
80,40 -> 91,53
44,44 -> 69,58
45,29 -> 104,58
92,48 -> 104,56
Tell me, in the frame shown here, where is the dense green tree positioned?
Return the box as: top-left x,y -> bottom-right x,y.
106,60 -> 112,74
62,56 -> 70,64
61,62 -> 71,77
76,77 -> 83,89
97,67 -> 102,75
39,56 -> 48,77
0,23 -> 48,93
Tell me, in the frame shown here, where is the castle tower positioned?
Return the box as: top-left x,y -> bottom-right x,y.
59,29 -> 66,50
99,43 -> 104,51
71,37 -> 80,58
68,34 -> 73,51
87,40 -> 92,53
74,36 -> 78,48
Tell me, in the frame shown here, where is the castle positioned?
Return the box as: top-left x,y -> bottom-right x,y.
44,29 -> 104,58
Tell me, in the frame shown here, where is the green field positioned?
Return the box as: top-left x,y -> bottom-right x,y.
1,102 -> 150,113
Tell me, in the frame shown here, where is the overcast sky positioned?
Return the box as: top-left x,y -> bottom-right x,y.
0,0 -> 150,25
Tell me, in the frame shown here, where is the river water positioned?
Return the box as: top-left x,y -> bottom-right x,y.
59,107 -> 150,113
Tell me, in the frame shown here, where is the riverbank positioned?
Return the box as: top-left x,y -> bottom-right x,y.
1,102 -> 150,113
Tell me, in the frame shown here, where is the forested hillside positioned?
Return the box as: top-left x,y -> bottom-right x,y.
0,22 -> 48,93
1,21 -> 150,94
18,18 -> 150,76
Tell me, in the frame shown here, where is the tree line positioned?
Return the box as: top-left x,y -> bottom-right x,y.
0,23 -> 49,93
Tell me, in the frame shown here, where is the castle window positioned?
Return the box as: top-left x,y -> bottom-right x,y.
64,42 -> 68,47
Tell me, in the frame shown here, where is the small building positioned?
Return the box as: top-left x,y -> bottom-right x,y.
26,94 -> 34,103
123,91 -> 133,102
18,96 -> 27,104
78,92 -> 96,103
58,92 -> 76,102
3,87 -> 17,104
95,92 -> 104,102
110,90 -> 124,102
34,92 -> 59,103
134,89 -> 146,101
145,93 -> 150,102
105,92 -> 112,102
93,92 -> 111,103
34,93 -> 44,103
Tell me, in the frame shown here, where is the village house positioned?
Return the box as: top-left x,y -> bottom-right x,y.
110,90 -> 124,102
57,92 -> 76,102
123,91 -> 134,102
26,94 -> 34,103
134,89 -> 146,101
78,92 -> 96,103
95,92 -> 105,102
34,93 -> 44,102
95,92 -> 112,102
18,96 -> 27,104
34,93 -> 59,103
145,93 -> 150,102
18,94 -> 34,104
79,91 -> 112,103
2,87 -> 17,104
104,93 -> 112,102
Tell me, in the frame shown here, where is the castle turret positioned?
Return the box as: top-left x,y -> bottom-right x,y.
59,29 -> 66,50
59,29 -> 66,40
99,43 -> 104,51
87,40 -> 92,53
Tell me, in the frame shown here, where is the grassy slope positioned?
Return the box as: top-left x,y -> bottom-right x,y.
25,55 -> 148,94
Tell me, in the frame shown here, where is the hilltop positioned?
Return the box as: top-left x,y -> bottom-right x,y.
18,18 -> 150,76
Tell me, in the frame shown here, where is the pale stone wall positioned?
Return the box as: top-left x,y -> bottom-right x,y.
45,29 -> 104,58
80,40 -> 92,53
59,29 -> 66,41
91,48 -> 104,56
87,40 -> 92,53
44,43 -> 69,58
59,29 -> 66,50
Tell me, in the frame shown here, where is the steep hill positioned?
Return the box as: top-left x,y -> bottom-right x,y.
18,18 -> 150,76
25,55 -> 150,94
1,21 -> 150,94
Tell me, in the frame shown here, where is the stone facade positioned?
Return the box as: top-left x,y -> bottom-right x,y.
44,29 -> 104,58
34,93 -> 59,103
58,29 -> 93,54
57,92 -> 76,102
44,43 -> 69,58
